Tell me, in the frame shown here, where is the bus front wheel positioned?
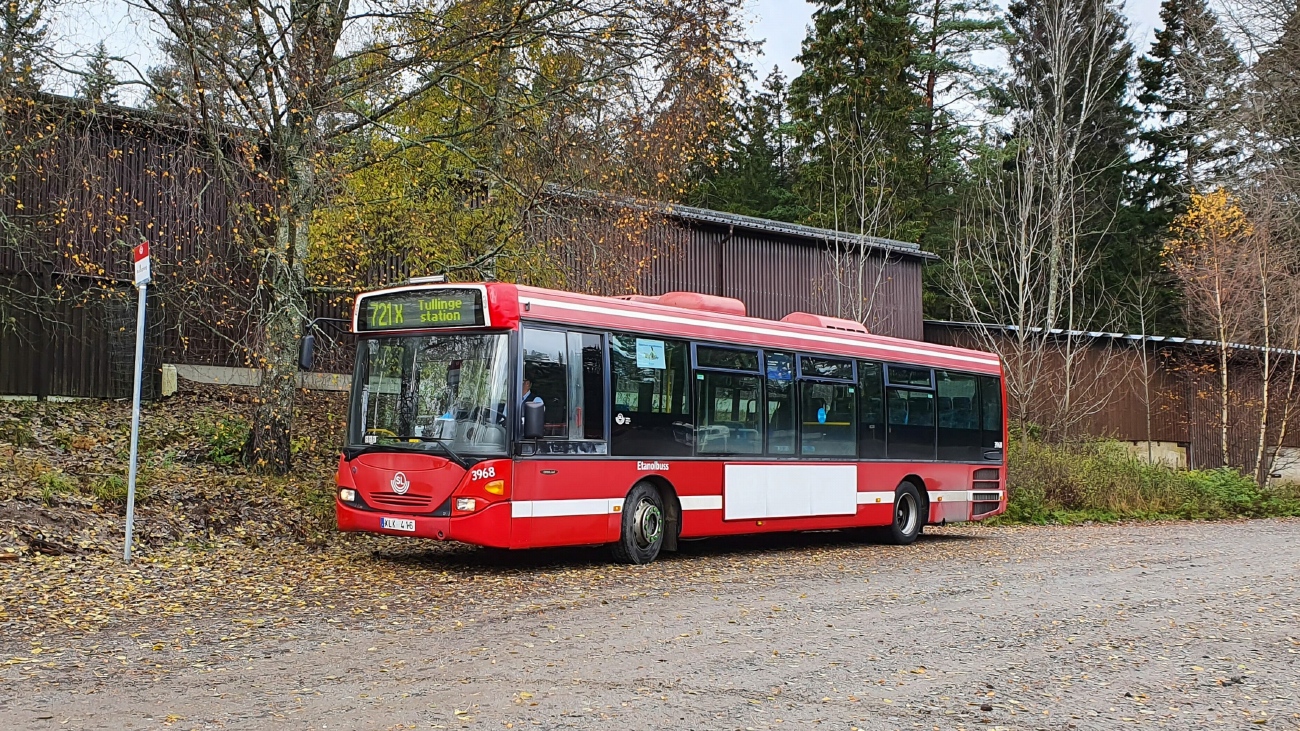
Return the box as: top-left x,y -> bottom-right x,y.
612,482 -> 665,564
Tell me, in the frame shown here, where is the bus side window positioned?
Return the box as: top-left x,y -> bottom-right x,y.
797,355 -> 856,457
937,371 -> 981,461
765,352 -> 796,455
521,327 -> 569,437
858,361 -> 885,459
696,371 -> 763,455
579,333 -> 606,441
609,333 -> 691,456
886,387 -> 935,461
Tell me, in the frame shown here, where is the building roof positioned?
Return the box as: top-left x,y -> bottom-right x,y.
659,202 -> 937,260
546,187 -> 936,261
926,320 -> 1300,357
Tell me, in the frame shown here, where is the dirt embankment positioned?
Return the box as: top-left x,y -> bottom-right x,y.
0,385 -> 348,557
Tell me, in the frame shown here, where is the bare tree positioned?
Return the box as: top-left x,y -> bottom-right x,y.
1125,273 -> 1165,463
813,130 -> 899,330
127,0 -> 744,471
1239,188 -> 1300,483
948,0 -> 1131,440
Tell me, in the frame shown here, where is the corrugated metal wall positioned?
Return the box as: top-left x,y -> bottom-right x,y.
2,97 -> 927,397
0,96 -> 270,396
636,224 -> 924,340
545,213 -> 927,340
925,322 -> 1300,471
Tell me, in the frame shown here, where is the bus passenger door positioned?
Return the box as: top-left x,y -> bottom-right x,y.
515,328 -> 612,547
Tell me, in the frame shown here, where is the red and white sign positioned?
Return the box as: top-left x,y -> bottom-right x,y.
132,241 -> 151,285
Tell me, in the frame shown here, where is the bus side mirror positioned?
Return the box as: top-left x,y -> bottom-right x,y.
299,333 -> 316,371
523,400 -> 545,439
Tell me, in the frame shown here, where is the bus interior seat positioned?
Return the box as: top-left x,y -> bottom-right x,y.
769,402 -> 792,430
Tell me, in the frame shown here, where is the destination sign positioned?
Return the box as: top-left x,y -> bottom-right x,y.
359,289 -> 485,332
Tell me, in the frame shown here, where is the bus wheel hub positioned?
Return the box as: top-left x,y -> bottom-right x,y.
634,502 -> 663,547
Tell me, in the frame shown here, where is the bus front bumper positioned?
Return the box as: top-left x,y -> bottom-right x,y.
336,500 -> 513,548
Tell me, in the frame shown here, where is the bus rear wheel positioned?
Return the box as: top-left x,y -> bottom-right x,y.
612,482 -> 665,564
882,481 -> 924,545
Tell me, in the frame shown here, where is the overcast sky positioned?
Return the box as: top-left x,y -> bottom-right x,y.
746,0 -> 1166,78
52,0 -> 1169,100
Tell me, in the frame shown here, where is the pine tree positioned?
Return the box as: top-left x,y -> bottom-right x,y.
1137,0 -> 1242,205
1007,0 -> 1135,189
691,67 -> 801,221
0,0 -> 50,90
911,0 -> 1002,195
790,0 -> 925,240
911,0 -> 1003,320
1124,0 -> 1241,333
1251,9 -> 1300,170
78,42 -> 118,105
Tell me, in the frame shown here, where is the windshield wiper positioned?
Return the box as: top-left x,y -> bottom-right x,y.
344,437 -> 473,469
411,437 -> 471,469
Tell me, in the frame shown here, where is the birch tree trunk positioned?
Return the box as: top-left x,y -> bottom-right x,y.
1216,282 -> 1230,468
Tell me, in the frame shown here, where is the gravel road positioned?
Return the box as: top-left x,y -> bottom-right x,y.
3,519 -> 1298,730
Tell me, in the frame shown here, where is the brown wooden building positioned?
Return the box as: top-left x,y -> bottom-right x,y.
631,203 -> 932,340
0,95 -> 934,399
925,321 -> 1300,473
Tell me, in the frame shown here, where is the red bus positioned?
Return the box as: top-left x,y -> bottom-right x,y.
335,281 -> 1006,563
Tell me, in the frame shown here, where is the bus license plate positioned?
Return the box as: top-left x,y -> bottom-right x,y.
381,517 -> 416,532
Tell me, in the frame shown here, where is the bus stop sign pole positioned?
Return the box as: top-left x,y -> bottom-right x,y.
124,241 -> 151,563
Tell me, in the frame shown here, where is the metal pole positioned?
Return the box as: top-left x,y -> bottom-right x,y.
124,282 -> 147,563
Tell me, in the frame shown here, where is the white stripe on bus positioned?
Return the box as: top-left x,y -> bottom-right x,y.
508,490 -> 1000,518
679,495 -> 723,511
521,297 -> 1000,367
511,498 -> 620,518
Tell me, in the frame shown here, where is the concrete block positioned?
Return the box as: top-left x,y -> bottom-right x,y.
161,364 -> 178,397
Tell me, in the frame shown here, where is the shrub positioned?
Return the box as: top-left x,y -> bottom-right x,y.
1005,437 -> 1300,523
198,417 -> 249,466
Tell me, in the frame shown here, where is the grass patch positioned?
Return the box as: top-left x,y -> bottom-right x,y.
197,416 -> 250,466
0,417 -> 34,447
37,470 -> 78,505
91,474 -> 150,504
1005,438 -> 1300,523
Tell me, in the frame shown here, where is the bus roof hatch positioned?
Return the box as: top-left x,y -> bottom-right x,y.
780,312 -> 869,333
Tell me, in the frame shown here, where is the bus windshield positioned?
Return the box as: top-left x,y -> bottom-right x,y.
350,332 -> 512,456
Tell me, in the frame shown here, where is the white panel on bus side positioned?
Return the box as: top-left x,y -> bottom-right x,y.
723,464 -> 858,520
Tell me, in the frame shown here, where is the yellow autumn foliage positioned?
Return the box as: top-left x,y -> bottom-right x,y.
1163,188 -> 1253,274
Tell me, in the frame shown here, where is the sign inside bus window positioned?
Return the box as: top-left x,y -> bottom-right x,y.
766,353 -> 793,381
360,289 -> 485,331
635,339 -> 666,369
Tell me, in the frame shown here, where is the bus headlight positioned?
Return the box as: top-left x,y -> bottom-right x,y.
339,488 -> 357,503
455,498 -> 477,512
